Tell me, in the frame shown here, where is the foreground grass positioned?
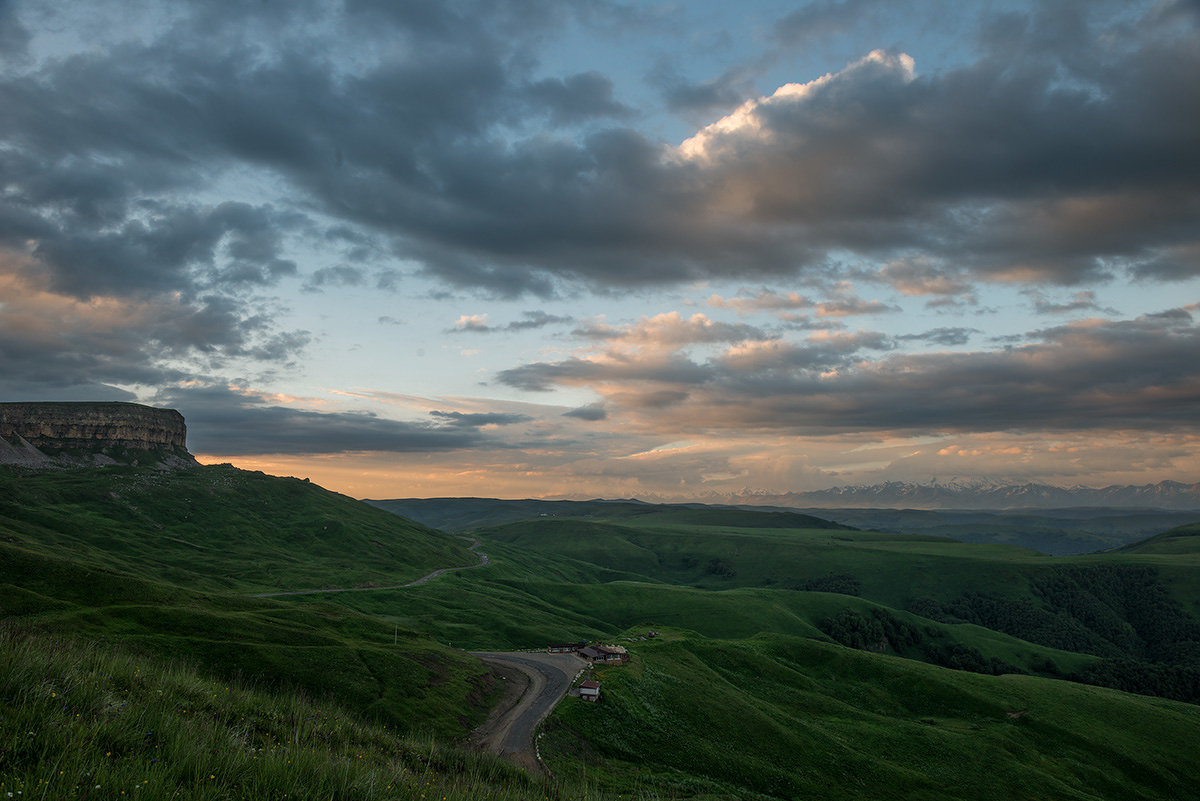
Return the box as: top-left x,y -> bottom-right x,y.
0,627 -> 643,801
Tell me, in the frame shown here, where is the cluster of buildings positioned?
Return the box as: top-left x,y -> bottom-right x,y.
547,640 -> 634,703
546,641 -> 629,663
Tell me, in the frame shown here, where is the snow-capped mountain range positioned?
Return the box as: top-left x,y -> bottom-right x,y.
704,479 -> 1200,511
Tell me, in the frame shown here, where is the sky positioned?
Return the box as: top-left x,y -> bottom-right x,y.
1,0 -> 1199,500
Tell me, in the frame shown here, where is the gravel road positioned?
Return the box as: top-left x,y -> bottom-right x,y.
470,651 -> 585,773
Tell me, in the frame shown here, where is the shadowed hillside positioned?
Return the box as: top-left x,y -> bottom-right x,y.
0,463 -> 475,594
8,466 -> 1200,799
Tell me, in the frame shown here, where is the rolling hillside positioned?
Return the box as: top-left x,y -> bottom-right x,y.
1115,521 -> 1200,555
8,464 -> 1200,799
371,496 -> 1200,555
0,463 -> 476,594
546,631 -> 1200,800
0,463 -> 490,739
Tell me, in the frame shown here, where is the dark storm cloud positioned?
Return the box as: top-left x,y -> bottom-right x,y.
764,313 -> 1200,433
348,1 -> 1197,292
0,260 -> 309,401
772,0 -> 891,49
507,311 -> 576,330
525,72 -> 634,126
3,0 -> 1198,306
305,266 -> 367,291
895,327 -> 980,347
428,410 -> 533,427
497,355 -> 712,393
496,308 -> 1200,434
563,402 -> 608,421
0,148 -> 304,298
1128,244 -> 1200,281
157,385 -> 489,456
0,381 -> 137,404
0,0 -> 29,60
1157,0 -> 1200,25
1023,290 -> 1118,316
650,62 -> 758,116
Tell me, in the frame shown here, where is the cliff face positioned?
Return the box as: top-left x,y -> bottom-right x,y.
0,402 -> 194,466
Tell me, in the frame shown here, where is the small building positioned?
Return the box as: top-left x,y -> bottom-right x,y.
579,680 -> 601,702
578,644 -> 628,663
547,641 -> 587,654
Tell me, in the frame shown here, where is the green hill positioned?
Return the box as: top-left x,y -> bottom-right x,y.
812,508 -> 1200,555
445,511 -> 1200,704
545,631 -> 1200,800
1,535 -> 492,739
0,628 -> 567,801
0,463 -> 475,594
365,497 -> 848,533
0,463 -> 491,739
9,465 -> 1200,799
367,497 -> 1200,555
475,513 -> 1044,603
1115,521 -> 1200,555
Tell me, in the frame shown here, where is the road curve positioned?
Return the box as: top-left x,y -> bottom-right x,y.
470,651 -> 585,772
251,536 -> 487,597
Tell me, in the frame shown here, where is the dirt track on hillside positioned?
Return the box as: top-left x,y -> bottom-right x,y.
251,536 -> 487,597
469,651 -> 585,774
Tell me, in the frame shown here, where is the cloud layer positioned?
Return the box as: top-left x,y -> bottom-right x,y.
1,1 -> 1197,496
499,307 -> 1200,435
3,1 -> 1196,306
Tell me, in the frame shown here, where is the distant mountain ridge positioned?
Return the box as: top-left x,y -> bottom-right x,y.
711,479 -> 1200,511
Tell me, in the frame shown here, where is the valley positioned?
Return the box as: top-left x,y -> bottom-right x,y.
4,460 -> 1200,799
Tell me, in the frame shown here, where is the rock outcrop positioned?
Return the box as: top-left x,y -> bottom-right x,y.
0,402 -> 196,468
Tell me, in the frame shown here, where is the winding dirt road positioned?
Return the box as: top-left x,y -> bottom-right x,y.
250,536 -> 488,597
469,651 -> 586,773
251,538 -> 581,771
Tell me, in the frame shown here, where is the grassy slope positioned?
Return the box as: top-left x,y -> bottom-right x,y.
818,508 -> 1200,556
11,470 -> 1200,800
297,543 -> 1097,678
477,516 -> 1048,605
369,497 -> 1200,555
0,628 -> 580,801
1115,521 -> 1200,555
476,513 -> 1200,613
365,497 -> 847,534
1,539 -> 492,739
0,464 -> 475,594
545,631 -> 1200,801
0,464 -> 494,739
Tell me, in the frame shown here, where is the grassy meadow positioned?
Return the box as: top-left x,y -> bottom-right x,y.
6,462 -> 1200,799
545,630 -> 1200,800
0,463 -> 475,594
0,627 -> 585,801
0,465 -> 495,739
